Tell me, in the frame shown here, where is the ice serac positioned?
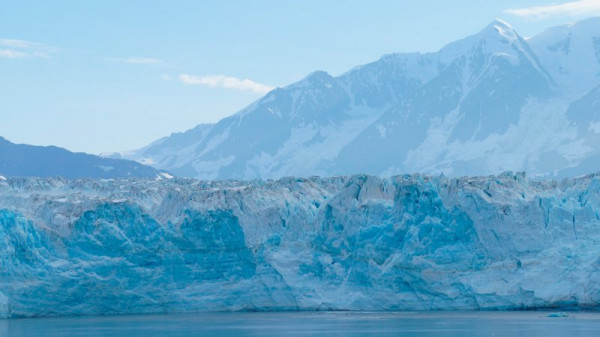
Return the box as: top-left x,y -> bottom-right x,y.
1,173 -> 600,317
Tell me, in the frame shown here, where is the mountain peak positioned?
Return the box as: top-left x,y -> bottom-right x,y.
531,16 -> 600,40
291,70 -> 334,89
480,18 -> 519,42
304,70 -> 332,82
571,16 -> 600,29
438,18 -> 524,64
488,18 -> 513,30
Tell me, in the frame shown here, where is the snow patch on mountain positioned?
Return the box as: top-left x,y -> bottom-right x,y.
529,17 -> 600,97
245,105 -> 385,179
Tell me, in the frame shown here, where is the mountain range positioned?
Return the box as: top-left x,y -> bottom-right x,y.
123,18 -> 600,180
0,137 -> 164,179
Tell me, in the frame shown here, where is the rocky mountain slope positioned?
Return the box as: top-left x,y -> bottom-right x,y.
126,18 -> 600,180
0,137 -> 164,179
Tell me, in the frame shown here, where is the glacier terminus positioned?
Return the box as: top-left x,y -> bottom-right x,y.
1,172 -> 600,318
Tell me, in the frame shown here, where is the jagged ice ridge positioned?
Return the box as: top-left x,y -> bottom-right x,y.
1,172 -> 600,318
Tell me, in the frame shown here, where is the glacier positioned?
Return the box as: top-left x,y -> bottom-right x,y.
1,172 -> 600,318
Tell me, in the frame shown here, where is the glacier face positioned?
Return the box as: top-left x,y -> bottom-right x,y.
125,18 -> 600,180
1,173 -> 600,318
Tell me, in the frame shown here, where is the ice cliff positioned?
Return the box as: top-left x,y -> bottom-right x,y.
1,172 -> 600,318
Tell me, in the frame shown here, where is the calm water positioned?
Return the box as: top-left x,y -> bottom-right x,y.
1,311 -> 599,336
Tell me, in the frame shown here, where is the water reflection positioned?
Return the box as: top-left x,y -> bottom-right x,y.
1,311 -> 599,336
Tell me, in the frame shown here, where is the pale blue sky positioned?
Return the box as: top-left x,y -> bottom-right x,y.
2,0 -> 599,154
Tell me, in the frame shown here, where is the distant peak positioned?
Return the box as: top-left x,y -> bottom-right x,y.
574,16 -> 600,25
489,18 -> 513,30
529,16 -> 600,44
290,70 -> 334,89
305,70 -> 332,81
571,16 -> 600,30
478,18 -> 520,42
437,18 -> 525,65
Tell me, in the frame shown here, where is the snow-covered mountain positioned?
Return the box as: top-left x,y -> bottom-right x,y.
0,137 -> 164,179
126,18 -> 600,180
2,172 -> 600,317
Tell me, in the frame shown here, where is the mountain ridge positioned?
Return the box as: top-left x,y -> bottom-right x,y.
125,18 -> 600,180
3,172 -> 600,316
0,136 -> 166,179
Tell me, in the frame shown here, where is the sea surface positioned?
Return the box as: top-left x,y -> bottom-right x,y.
1,311 -> 598,336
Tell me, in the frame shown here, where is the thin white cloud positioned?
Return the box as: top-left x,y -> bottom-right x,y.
107,56 -> 167,66
0,39 -> 57,59
123,57 -> 163,65
505,0 -> 600,20
0,49 -> 28,59
1,39 -> 46,49
180,73 -> 275,94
